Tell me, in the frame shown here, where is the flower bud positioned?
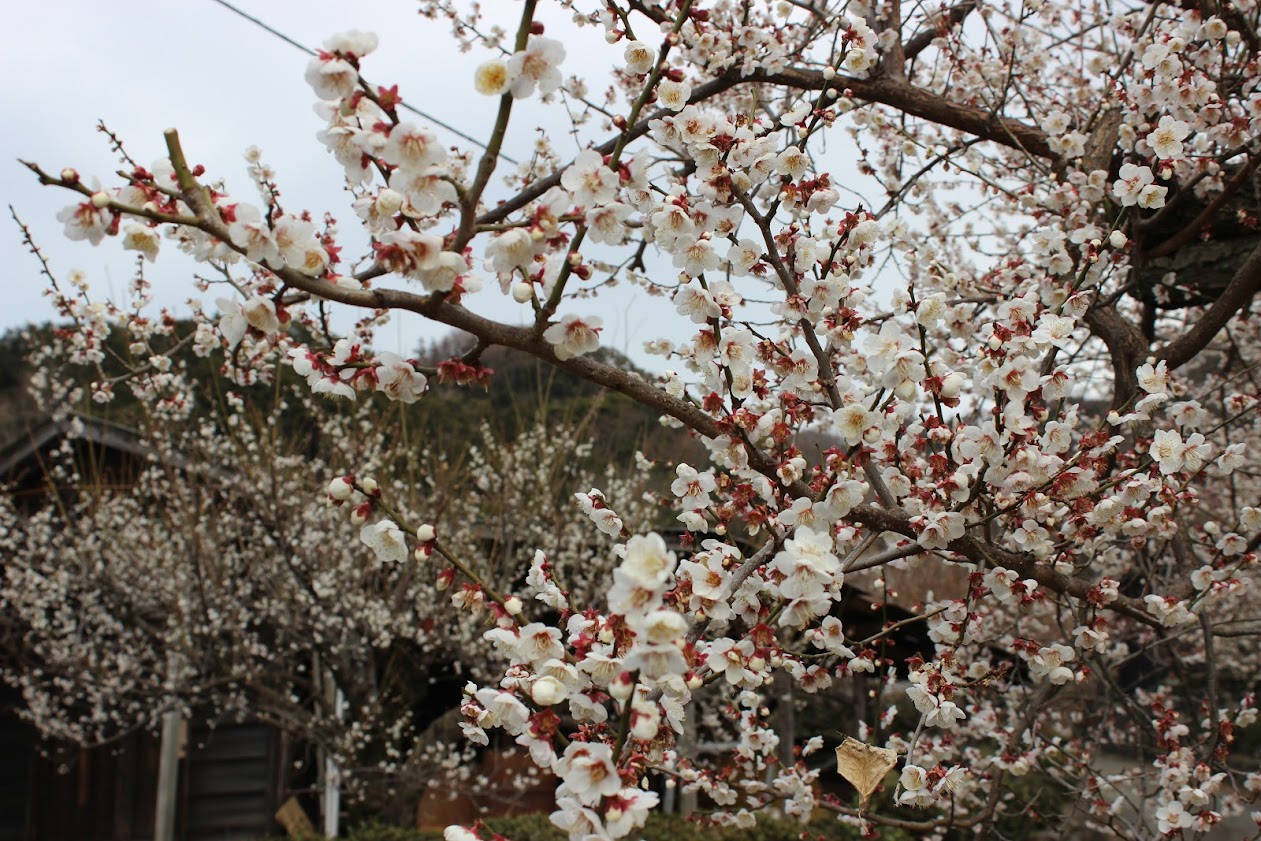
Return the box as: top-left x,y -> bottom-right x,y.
328,476 -> 354,501
416,523 -> 436,542
414,545 -> 431,562
1108,230 -> 1127,248
436,567 -> 456,590
939,372 -> 964,400
530,675 -> 567,706
376,188 -> 405,215
360,477 -> 380,496
610,671 -> 634,702
60,168 -> 79,183
511,282 -> 535,304
350,502 -> 372,525
90,191 -> 111,209
504,596 -> 523,615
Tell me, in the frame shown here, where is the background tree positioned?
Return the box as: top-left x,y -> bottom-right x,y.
0,325 -> 658,814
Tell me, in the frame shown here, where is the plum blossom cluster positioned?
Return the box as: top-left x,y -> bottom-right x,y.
19,0 -> 1261,837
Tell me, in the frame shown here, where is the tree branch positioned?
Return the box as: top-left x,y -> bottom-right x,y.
1159,239 -> 1261,370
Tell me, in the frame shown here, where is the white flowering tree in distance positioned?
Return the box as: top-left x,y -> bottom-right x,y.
14,0 -> 1261,837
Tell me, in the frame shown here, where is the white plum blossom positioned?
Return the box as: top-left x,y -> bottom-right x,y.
121,223 -> 160,262
507,36 -> 566,98
381,123 -> 446,172
561,148 -> 619,208
359,519 -> 408,564
556,742 -> 621,806
671,463 -> 716,510
1113,163 -> 1155,207
543,314 -> 602,360
657,79 -> 691,111
575,489 -> 624,537
217,296 -> 280,348
56,199 -> 111,245
1147,115 -> 1190,159
623,41 -> 654,74
374,353 -> 427,403
485,227 -> 537,277
915,511 -> 966,550
473,59 -> 515,96
273,216 -> 328,276
305,53 -> 359,101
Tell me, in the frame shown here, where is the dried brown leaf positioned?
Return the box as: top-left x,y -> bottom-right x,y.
834,736 -> 898,808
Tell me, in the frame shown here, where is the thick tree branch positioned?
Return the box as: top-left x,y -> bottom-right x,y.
902,0 -> 977,61
1157,239 -> 1261,370
748,68 -> 1056,160
1084,304 -> 1148,409
479,62 -> 1055,227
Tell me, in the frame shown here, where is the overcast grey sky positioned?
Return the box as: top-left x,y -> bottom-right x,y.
4,2 -> 663,356
3,2 -> 880,367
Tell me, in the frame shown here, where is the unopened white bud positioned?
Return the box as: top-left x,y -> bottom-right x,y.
610,671 -> 634,702
512,282 -> 535,303
504,596 -> 523,615
530,675 -> 567,706
823,66 -> 836,80
414,545 -> 431,562
328,477 -> 354,501
376,188 -> 405,215
416,523 -> 436,542
359,477 -> 379,495
1108,230 -> 1127,248
940,372 -> 964,399
90,191 -> 111,209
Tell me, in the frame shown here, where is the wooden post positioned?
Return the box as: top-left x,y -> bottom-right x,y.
154,704 -> 182,841
322,687 -> 344,838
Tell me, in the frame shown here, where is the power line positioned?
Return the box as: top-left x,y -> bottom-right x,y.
205,0 -> 518,165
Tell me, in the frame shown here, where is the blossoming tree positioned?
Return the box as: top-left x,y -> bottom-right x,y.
16,0 -> 1261,837
2,345 -> 659,815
